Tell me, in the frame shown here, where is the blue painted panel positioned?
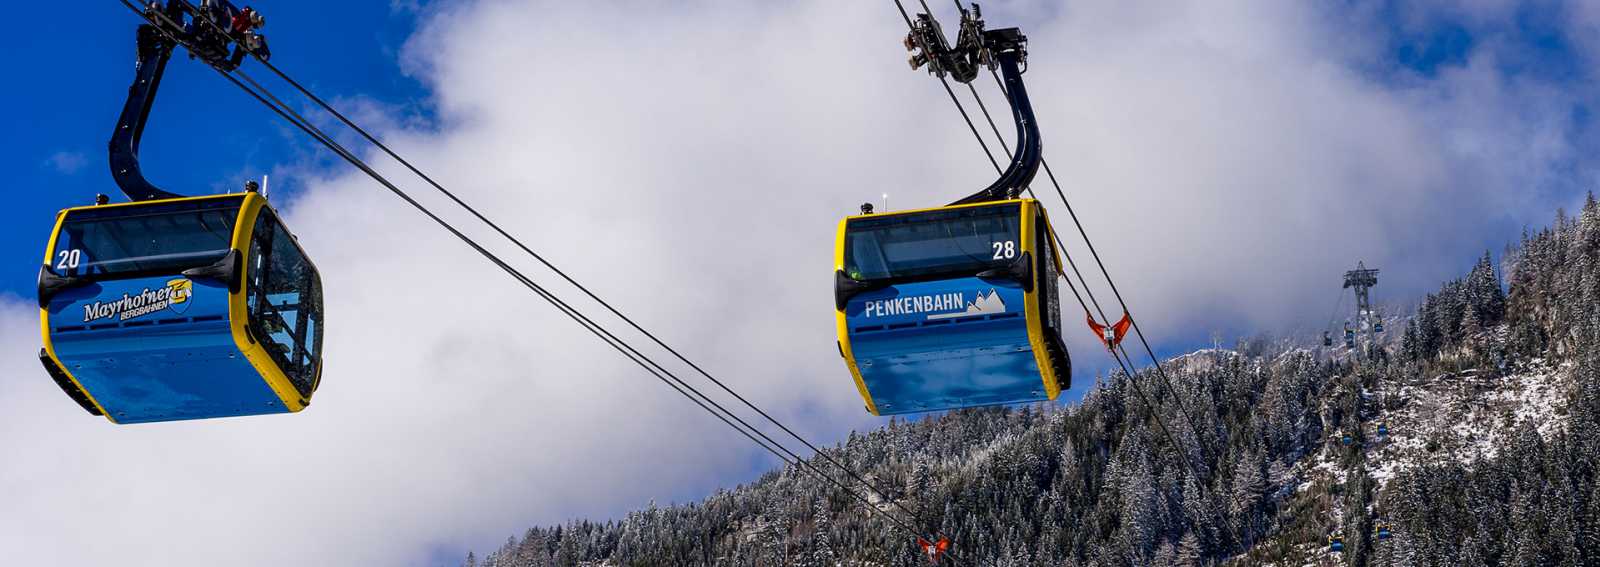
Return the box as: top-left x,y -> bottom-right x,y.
46,275 -> 286,423
845,277 -> 1047,415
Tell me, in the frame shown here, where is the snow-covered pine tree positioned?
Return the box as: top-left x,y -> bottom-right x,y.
810,497 -> 836,565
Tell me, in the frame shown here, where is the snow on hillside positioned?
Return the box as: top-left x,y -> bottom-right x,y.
1371,355 -> 1569,483
1262,321 -> 1578,566
1288,325 -> 1573,494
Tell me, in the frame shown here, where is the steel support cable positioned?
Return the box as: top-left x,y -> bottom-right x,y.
1048,230 -> 1235,549
891,0 -> 1002,174
965,56 -> 1218,457
986,61 -> 1222,448
231,72 -> 931,537
233,64 -> 969,562
891,0 -> 1205,493
228,70 -> 942,546
968,34 -> 1245,558
895,6 -> 1138,438
994,158 -> 1206,496
119,2 -> 951,554
943,0 -> 1208,436
948,27 -> 1230,495
1048,228 -> 1193,470
981,42 -> 1245,567
910,0 -> 1242,551
1325,288 -> 1349,343
225,69 -> 780,484
907,3 -> 1191,448
968,69 -> 1222,476
962,60 -> 1208,476
248,54 -> 948,541
896,0 -> 1205,466
166,0 -> 959,551
908,0 -> 1170,417
1328,288 -> 1348,330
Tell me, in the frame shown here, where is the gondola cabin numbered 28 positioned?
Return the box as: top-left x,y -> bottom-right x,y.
38,193 -> 324,424
834,199 -> 1070,415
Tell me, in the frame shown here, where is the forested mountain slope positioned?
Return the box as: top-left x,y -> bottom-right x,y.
458,200 -> 1600,566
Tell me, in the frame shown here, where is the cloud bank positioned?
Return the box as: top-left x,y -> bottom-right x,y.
3,1 -> 1595,565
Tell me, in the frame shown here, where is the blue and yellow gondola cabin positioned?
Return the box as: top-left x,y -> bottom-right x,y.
834,198 -> 1071,415
838,21 -> 1071,415
38,191 -> 324,424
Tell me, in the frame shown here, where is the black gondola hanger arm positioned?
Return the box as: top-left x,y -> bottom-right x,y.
904,5 -> 1042,206
109,0 -> 270,202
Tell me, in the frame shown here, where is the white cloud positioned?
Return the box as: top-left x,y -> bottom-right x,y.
43,151 -> 88,175
2,1 -> 1593,565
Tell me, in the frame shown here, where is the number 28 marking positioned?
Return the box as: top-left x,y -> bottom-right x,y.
991,240 -> 1016,260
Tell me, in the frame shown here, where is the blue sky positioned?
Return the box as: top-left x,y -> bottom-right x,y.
3,2 -> 1600,565
0,1 -> 428,295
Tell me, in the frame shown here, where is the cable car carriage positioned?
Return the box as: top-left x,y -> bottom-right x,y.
836,199 -> 1070,414
37,1 -> 324,424
40,192 -> 324,423
835,22 -> 1069,415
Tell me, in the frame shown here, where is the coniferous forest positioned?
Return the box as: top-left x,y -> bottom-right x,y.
460,199 -> 1600,566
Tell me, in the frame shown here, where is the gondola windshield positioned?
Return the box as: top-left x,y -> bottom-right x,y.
844,203 -> 1021,281
50,196 -> 244,278
245,209 -> 324,395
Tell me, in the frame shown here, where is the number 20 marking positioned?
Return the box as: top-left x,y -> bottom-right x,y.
56,249 -> 82,271
992,240 -> 1016,260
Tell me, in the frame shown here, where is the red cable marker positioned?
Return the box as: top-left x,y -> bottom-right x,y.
1087,311 -> 1133,350
917,537 -> 950,563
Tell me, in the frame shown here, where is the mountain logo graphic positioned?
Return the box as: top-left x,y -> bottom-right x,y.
927,289 -> 1007,320
165,278 -> 193,315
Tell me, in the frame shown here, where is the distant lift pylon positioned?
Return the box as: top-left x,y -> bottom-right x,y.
835,6 -> 1070,415
38,1 -> 324,424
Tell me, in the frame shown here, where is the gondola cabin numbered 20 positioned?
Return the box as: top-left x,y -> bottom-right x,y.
834,199 -> 1070,415
36,0 -> 326,424
38,193 -> 324,424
